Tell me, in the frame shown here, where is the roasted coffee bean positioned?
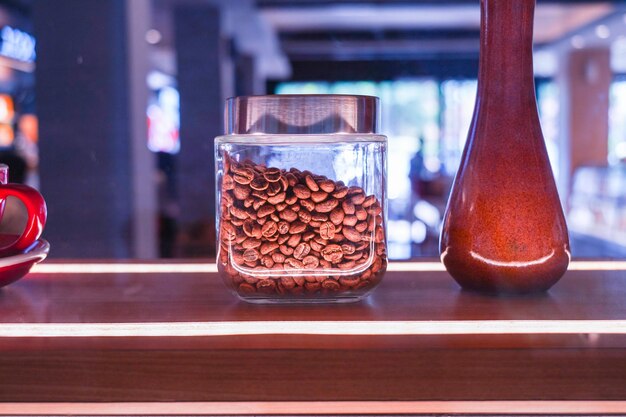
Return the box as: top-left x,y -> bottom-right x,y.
242,219 -> 256,237
362,195 -> 376,208
267,192 -> 286,205
294,242 -> 311,260
270,213 -> 280,222
343,227 -> 362,243
355,221 -> 368,233
258,204 -> 276,218
285,257 -> 304,269
289,221 -> 307,234
356,208 -> 368,221
257,279 -> 276,293
287,233 -> 302,247
233,168 -> 254,185
250,176 -> 269,191
263,167 -> 282,182
319,179 -> 335,193
260,242 -> 279,255
285,194 -> 298,205
305,281 -> 321,292
341,243 -> 356,255
298,209 -> 312,224
279,208 -> 298,222
230,206 -> 248,220
311,190 -> 328,203
315,199 -> 339,213
302,231 -> 315,241
243,248 -> 259,262
233,184 -> 251,200
330,208 -> 345,225
222,175 -> 235,191
342,200 -> 355,215
277,221 -> 290,234
261,221 -> 278,238
239,282 -> 256,293
301,199 -> 315,212
242,238 -> 262,249
368,204 -> 382,216
302,255 -> 319,269
310,239 -> 325,252
311,213 -> 328,222
351,192 -> 366,205
293,184 -> 311,199
251,190 -> 268,200
272,252 -> 286,263
319,222 -> 336,240
339,276 -> 360,287
278,234 -> 290,245
321,244 -> 343,263
252,199 -> 266,211
285,172 -> 298,187
266,181 -> 282,196
280,244 -> 294,256
343,215 -> 358,226
332,186 -> 348,199
261,255 -> 275,268
305,174 -> 319,192
322,279 -> 340,290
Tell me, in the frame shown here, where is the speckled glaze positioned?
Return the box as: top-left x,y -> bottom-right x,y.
439,0 -> 570,294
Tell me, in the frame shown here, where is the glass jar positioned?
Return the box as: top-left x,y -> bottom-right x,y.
215,95 -> 387,303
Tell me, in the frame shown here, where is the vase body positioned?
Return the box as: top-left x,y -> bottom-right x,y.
439,0 -> 570,293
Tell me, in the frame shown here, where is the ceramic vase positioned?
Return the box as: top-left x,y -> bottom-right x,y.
439,0 -> 570,294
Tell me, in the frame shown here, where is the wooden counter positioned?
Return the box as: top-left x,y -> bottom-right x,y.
1,260 -> 626,415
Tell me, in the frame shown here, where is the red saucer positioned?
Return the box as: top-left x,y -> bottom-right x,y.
0,237 -> 50,288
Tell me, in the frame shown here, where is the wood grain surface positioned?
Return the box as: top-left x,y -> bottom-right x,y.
0,261 -> 625,411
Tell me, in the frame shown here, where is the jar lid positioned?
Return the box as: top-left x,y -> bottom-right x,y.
224,94 -> 380,135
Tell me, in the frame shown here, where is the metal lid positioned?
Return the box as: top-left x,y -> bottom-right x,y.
224,94 -> 380,135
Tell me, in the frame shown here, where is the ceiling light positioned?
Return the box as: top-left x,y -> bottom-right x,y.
145,29 -> 162,45
595,24 -> 610,39
571,35 -> 585,49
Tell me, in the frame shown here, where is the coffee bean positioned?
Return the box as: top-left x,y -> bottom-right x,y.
285,194 -> 298,205
257,204 -> 276,218
355,221 -> 368,233
330,208 -> 345,225
301,199 -> 315,212
319,179 -> 335,193
287,233 -> 302,247
222,175 -> 235,191
261,221 -> 278,238
250,176 -> 269,191
341,243 -> 356,255
311,190 -> 328,203
267,192 -> 286,205
315,198 -> 339,213
351,192 -> 366,205
305,174 -> 319,191
294,242 -> 311,260
279,244 -> 294,256
302,255 -> 319,269
260,242 -> 279,255
263,167 -> 282,182
356,208 -> 368,221
311,213 -> 328,222
261,255 -> 275,268
272,252 -> 286,263
267,181 -> 282,196
242,238 -> 262,249
321,244 -> 343,263
243,248 -> 259,262
285,258 -> 304,269
343,227 -> 362,243
293,184 -> 311,199
233,184 -> 251,200
298,209 -> 312,224
279,208 -> 298,222
342,200 -> 355,215
230,206 -> 249,220
289,221 -> 307,234
332,186 -> 348,199
319,222 -> 336,240
233,168 -> 254,185
278,234 -> 290,245
343,215 -> 358,226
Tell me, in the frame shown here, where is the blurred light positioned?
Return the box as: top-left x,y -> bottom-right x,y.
388,220 -> 412,243
414,200 -> 440,229
571,35 -> 585,49
616,142 -> 626,160
145,29 -> 162,45
411,221 -> 427,244
595,24 -> 611,39
146,70 -> 175,90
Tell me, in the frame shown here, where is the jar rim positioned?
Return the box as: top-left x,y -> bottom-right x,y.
224,94 -> 380,135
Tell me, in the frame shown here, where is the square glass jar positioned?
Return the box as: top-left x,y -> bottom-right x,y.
215,95 -> 387,303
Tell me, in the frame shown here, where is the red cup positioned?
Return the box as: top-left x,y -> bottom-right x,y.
0,164 -> 47,253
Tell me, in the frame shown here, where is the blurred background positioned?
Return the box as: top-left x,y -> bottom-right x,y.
0,0 -> 624,259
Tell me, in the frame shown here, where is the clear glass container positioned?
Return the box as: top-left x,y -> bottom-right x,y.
215,95 -> 387,303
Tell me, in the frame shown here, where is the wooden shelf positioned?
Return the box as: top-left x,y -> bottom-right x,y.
1,260 -> 626,415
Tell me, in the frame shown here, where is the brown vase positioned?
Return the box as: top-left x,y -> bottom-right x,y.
439,0 -> 570,294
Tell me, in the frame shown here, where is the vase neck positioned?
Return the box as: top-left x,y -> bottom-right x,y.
477,0 -> 537,107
